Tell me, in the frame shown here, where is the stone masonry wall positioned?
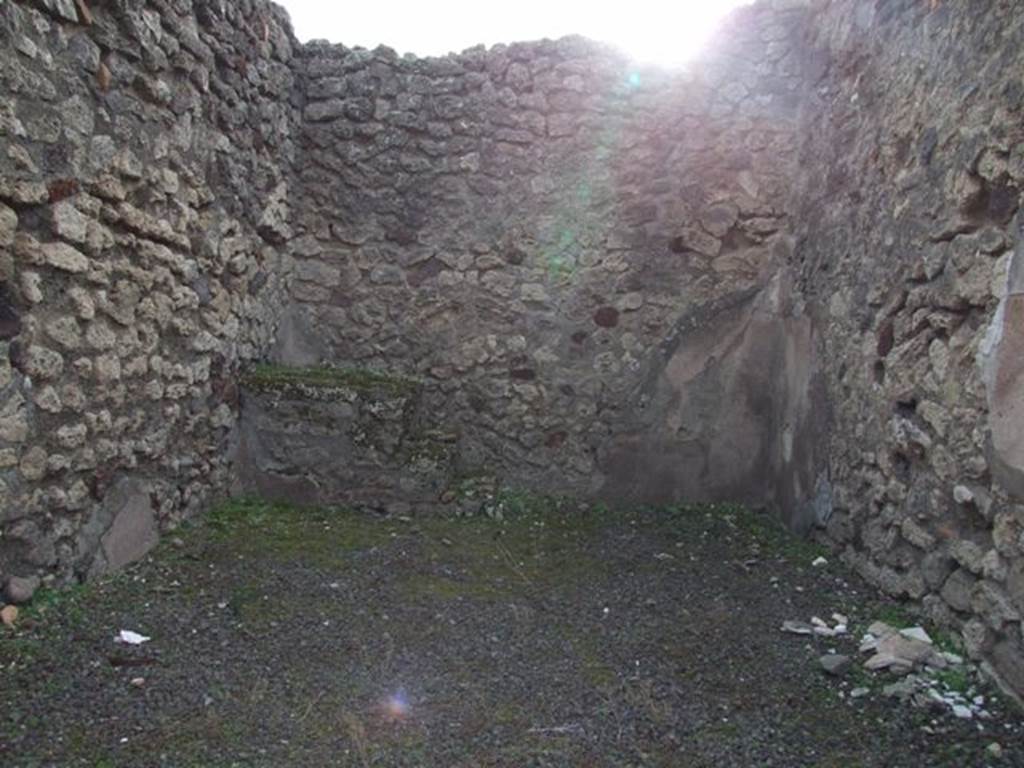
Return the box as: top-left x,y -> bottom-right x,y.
281,1 -> 820,512
3,0 -> 1023,700
0,0 -> 300,585
793,0 -> 1024,696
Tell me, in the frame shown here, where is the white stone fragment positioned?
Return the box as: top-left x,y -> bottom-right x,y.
115,630 -> 151,645
899,626 -> 933,645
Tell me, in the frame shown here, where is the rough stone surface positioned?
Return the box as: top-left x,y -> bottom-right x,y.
0,0 -> 299,582
234,371 -> 455,512
819,653 -> 851,676
286,4 -> 816,515
1,0 -> 1023,700
793,0 -> 1024,699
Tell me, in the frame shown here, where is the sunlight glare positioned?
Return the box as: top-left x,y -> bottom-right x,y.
280,0 -> 754,68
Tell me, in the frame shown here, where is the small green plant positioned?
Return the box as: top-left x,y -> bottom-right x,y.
202,497 -> 394,567
660,503 -> 830,563
930,628 -> 964,655
847,662 -> 879,692
22,583 -> 90,624
870,603 -> 919,630
932,666 -> 972,695
484,488 -> 562,520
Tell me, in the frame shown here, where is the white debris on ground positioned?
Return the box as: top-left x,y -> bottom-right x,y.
781,614 -> 995,722
859,622 -> 992,720
881,673 -> 992,721
859,621 -> 961,674
114,629 -> 151,645
780,613 -> 848,637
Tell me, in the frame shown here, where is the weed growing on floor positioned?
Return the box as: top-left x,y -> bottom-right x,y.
931,627 -> 964,655
651,502 -> 829,565
21,583 -> 90,624
3,493 -> 1021,767
932,665 -> 973,695
870,602 -> 920,630
483,487 -> 567,520
846,661 -> 879,691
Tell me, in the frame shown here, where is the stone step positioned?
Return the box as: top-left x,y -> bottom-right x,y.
234,364 -> 458,511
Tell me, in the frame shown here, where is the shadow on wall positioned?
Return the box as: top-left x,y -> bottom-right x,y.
597,266 -> 831,532
267,261 -> 834,531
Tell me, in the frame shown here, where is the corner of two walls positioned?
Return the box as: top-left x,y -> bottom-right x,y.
597,260 -> 830,533
0,0 -> 300,589
275,0 -> 824,519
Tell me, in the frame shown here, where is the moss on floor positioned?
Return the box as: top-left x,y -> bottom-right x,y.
203,497 -> 397,568
2,496 -> 1019,768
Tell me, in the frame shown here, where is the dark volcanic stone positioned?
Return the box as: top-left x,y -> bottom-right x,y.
0,287 -> 21,340
593,306 -> 619,328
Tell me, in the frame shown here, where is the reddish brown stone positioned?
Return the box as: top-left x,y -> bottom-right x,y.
593,306 -> 619,328
876,318 -> 894,358
545,430 -> 567,448
47,179 -> 79,204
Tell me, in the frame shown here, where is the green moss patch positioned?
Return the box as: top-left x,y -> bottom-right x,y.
651,502 -> 830,565
203,497 -> 396,568
242,363 -> 420,396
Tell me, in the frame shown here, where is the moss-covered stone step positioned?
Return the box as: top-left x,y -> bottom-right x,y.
235,363 -> 456,512
242,363 -> 420,397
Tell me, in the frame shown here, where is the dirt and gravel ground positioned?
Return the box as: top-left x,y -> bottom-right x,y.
1,499 -> 1021,767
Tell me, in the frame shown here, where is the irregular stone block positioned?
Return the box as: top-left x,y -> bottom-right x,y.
3,574 -> 40,604
42,242 -> 89,273
235,365 -> 454,511
88,478 -> 160,575
942,568 -> 977,612
51,201 -> 89,244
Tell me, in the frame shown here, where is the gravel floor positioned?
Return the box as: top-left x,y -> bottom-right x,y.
1,500 -> 1021,767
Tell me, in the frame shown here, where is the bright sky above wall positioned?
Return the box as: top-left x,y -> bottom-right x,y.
279,1 -> 754,68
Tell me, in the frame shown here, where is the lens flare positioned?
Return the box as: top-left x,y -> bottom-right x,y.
282,1 -> 755,68
383,689 -> 410,720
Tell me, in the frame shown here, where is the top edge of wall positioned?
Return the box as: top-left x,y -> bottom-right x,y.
282,0 -> 811,69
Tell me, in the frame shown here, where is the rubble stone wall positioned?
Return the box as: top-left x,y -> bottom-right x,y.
0,0 -> 300,582
283,2 -> 819,512
2,0 -> 1023,699
793,0 -> 1024,696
